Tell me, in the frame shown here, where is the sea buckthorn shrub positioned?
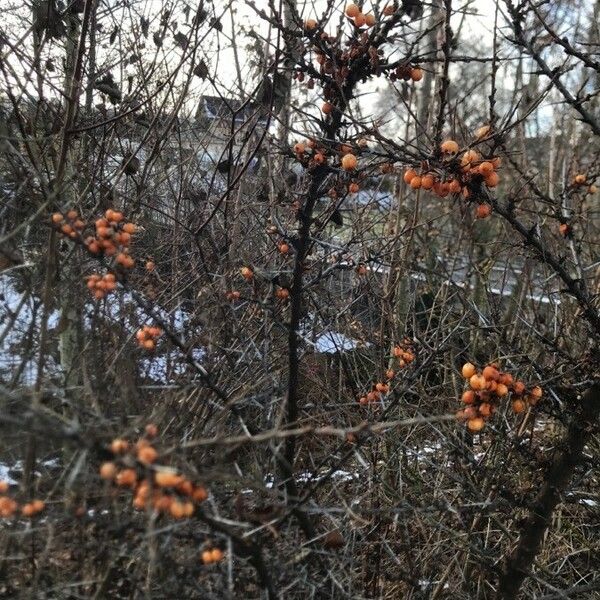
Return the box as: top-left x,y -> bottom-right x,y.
0,0 -> 598,598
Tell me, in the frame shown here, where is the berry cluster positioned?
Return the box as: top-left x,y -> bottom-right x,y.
86,272 -> 117,300
99,426 -> 209,519
572,173 -> 598,193
358,340 -> 415,405
293,140 -> 367,196
201,547 -> 225,565
51,209 -> 85,238
403,128 -> 501,218
135,325 -> 162,351
294,138 -> 364,171
52,208 -> 140,299
300,4 -> 416,132
456,362 -> 543,432
389,63 -> 423,82
0,481 -> 45,519
392,339 -> 416,368
90,210 -> 137,266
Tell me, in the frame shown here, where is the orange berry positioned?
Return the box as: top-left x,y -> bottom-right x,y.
476,204 -> 492,219
201,550 -> 214,564
210,548 -> 224,562
421,174 -> 434,190
513,381 -> 525,395
462,390 -> 475,404
100,462 -> 117,480
366,390 -> 380,402
155,470 -> 183,488
133,495 -> 147,510
385,369 -> 395,380
345,3 -> 360,17
96,226 -> 111,239
500,372 -> 513,387
348,182 -> 360,193
365,13 -> 376,27
322,102 -> 333,114
143,339 -> 156,351
482,366 -> 499,381
21,503 -> 36,518
304,18 -> 317,31
573,174 -> 586,185
177,479 -> 194,496
484,172 -> 499,187
294,142 -> 305,154
409,176 -> 422,189
375,382 -> 389,394
495,383 -> 509,397
137,445 -> 158,465
115,468 -> 137,488
169,501 -> 187,519
278,242 -> 290,254
0,496 -> 18,518
0,481 -> 8,494
117,231 -> 131,245
275,287 -> 290,300
193,486 -> 209,502
341,153 -> 358,171
448,179 -> 461,193
240,266 -> 254,280
51,212 -> 63,224
410,67 -> 423,81
145,260 -> 155,271
479,403 -> 492,417
461,149 -> 481,166
441,140 -> 459,154
512,399 -> 526,413
403,168 -> 417,184
463,406 -> 478,420
530,386 -> 543,400
462,362 -> 476,379
313,152 -> 325,164
478,161 -> 494,176
354,13 -> 366,27
122,222 -> 136,234
110,439 -> 129,454
467,417 -> 485,432
469,374 -> 486,391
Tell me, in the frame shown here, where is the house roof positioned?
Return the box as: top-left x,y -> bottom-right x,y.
196,95 -> 268,126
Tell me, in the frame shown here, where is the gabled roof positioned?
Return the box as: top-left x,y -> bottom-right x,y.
196,95 -> 268,126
